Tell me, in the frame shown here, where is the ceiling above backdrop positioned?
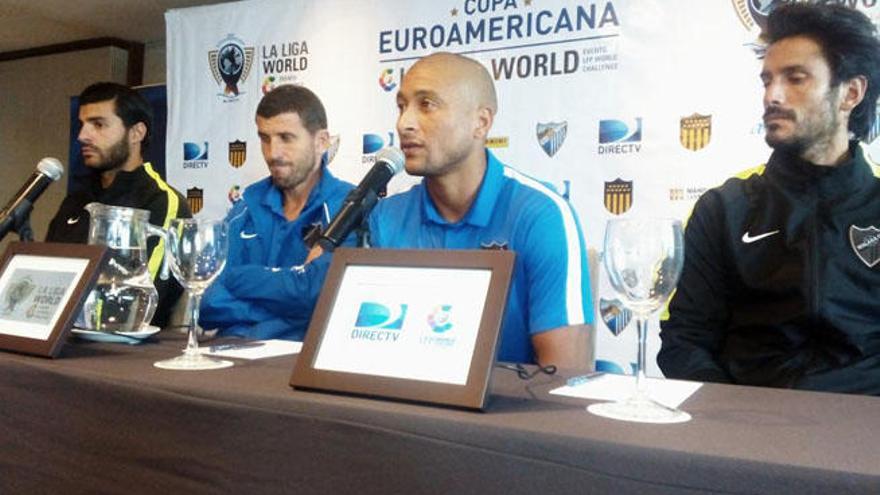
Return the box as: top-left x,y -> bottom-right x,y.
0,0 -> 230,54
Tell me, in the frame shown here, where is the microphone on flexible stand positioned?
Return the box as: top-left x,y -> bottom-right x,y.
308,147 -> 404,252
0,158 -> 64,242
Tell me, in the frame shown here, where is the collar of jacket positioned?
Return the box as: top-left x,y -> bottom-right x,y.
86,162 -> 149,198
765,141 -> 873,198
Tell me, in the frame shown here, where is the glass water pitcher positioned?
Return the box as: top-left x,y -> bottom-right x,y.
76,203 -> 168,332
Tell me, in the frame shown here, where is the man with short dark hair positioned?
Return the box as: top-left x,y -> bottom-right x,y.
659,4 -> 880,394
47,82 -> 190,328
199,85 -> 354,340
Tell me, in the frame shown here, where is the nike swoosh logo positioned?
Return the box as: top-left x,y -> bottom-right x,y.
66,217 -> 80,225
742,230 -> 780,243
240,231 -> 257,239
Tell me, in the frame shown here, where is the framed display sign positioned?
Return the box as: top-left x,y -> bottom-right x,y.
291,248 -> 515,411
0,242 -> 107,357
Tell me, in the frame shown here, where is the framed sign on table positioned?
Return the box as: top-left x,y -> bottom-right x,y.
292,248 -> 515,410
0,242 -> 107,357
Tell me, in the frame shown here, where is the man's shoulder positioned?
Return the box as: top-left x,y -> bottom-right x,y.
134,164 -> 187,200
132,164 -> 191,218
242,176 -> 274,199
496,165 -> 570,218
321,167 -> 356,198
696,164 -> 767,207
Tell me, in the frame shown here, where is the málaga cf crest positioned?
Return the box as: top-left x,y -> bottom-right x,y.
536,121 -> 568,157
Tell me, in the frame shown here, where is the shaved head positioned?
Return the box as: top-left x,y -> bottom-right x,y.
396,51 -> 497,178
411,52 -> 498,115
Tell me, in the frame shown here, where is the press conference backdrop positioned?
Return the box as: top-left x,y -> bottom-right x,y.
165,0 -> 880,376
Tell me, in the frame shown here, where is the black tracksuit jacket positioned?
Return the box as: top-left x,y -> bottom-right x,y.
45,163 -> 191,328
659,142 -> 880,395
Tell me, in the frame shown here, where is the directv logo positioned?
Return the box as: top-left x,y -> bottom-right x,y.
351,302 -> 408,342
598,118 -> 642,155
362,132 -> 396,164
183,142 -> 209,169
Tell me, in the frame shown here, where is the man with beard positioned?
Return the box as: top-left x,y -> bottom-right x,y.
659,4 -> 880,394
364,53 -> 593,369
46,82 -> 190,328
199,85 -> 354,340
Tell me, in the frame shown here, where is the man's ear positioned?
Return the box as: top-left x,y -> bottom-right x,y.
473,107 -> 494,140
839,75 -> 867,112
128,122 -> 147,146
314,129 -> 330,152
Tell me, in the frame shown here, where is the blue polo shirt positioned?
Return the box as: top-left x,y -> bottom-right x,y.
200,164 -> 355,340
368,150 -> 593,364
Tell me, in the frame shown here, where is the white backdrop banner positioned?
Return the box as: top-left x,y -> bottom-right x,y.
166,0 -> 880,375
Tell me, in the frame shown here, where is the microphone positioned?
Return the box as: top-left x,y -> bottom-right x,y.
316,147 -> 404,251
0,157 -> 64,241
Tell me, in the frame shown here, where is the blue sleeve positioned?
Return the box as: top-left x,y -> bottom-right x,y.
199,202 -> 265,329
222,254 -> 333,318
199,274 -> 279,329
521,199 -> 593,334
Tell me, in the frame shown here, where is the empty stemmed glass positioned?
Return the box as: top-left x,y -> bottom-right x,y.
588,217 -> 690,423
154,218 -> 233,371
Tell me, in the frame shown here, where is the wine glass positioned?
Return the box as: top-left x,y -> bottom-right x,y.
588,218 -> 690,423
154,218 -> 233,370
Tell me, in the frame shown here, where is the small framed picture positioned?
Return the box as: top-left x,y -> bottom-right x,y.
291,248 -> 515,410
0,242 -> 107,357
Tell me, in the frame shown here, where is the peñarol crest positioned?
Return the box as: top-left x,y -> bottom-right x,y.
186,187 -> 204,214
680,113 -> 712,151
604,178 -> 632,215
228,140 -> 247,168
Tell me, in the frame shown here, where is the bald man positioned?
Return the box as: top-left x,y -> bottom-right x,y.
366,53 -> 594,369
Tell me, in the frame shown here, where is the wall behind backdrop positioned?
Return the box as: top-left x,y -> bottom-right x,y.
165,0 -> 880,375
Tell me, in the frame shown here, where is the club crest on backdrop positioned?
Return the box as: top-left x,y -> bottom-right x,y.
600,298 -> 633,337
680,113 -> 712,151
536,121 -> 568,157
228,140 -> 247,168
187,187 -> 204,214
604,178 -> 632,215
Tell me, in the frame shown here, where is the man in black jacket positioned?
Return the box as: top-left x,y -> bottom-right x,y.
46,82 -> 190,328
659,4 -> 880,395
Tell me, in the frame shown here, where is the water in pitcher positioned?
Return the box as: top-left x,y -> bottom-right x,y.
77,247 -> 157,332
76,204 -> 167,332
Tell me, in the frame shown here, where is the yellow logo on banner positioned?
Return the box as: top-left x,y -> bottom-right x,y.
680,113 -> 712,151
228,140 -> 247,168
187,187 -> 204,214
604,178 -> 632,215
486,136 -> 509,148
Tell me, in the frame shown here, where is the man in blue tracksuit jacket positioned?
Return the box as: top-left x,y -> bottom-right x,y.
200,85 -> 354,340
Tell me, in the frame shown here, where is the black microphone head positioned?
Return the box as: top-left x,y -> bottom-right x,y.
37,157 -> 64,181
375,147 -> 404,176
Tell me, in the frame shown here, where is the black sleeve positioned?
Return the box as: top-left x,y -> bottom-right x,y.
657,191 -> 734,383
